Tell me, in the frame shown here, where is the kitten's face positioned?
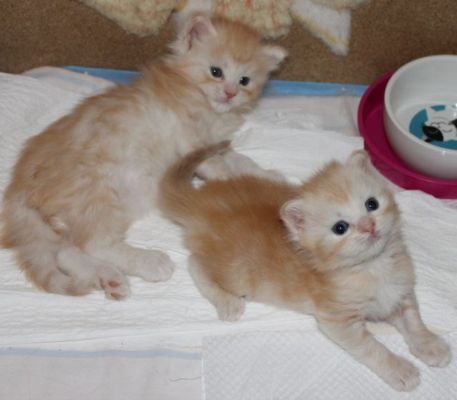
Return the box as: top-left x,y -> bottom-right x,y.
281,151 -> 399,270
172,15 -> 287,113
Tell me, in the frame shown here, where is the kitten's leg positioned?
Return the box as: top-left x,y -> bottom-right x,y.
87,242 -> 175,283
64,185 -> 173,296
189,257 -> 245,321
197,149 -> 284,181
387,293 -> 451,367
317,317 -> 420,391
57,246 -> 130,300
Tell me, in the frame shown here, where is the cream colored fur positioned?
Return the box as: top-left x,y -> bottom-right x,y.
1,14 -> 286,299
159,143 -> 451,391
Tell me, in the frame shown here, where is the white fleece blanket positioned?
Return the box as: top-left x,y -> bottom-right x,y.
0,69 -> 456,399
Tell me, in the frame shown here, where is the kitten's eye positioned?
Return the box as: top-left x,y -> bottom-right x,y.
210,66 -> 223,79
332,220 -> 349,235
239,76 -> 250,86
365,197 -> 379,212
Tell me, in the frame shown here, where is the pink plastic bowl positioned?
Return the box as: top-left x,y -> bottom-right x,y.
357,72 -> 457,199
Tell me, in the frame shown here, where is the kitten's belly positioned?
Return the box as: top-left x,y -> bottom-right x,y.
115,169 -> 158,219
363,295 -> 401,320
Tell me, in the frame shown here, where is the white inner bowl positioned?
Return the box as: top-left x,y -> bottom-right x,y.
384,55 -> 457,179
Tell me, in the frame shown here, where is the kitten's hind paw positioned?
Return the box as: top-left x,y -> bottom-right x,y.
97,267 -> 131,301
135,251 -> 175,282
216,295 -> 245,322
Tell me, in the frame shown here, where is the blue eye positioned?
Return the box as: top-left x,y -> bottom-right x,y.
239,76 -> 250,86
365,197 -> 379,212
210,66 -> 223,78
332,220 -> 349,235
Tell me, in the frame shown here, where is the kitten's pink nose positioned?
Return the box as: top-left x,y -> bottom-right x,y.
358,216 -> 376,235
224,89 -> 237,99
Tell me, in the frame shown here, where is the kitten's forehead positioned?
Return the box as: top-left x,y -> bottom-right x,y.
302,161 -> 384,210
210,18 -> 263,63
303,162 -> 350,202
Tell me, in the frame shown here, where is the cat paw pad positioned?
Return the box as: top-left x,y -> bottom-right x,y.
98,268 -> 130,300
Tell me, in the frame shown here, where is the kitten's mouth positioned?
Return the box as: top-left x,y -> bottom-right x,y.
367,232 -> 380,245
219,96 -> 234,104
368,232 -> 391,256
359,232 -> 388,262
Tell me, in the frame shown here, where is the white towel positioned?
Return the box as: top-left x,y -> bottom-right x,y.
0,72 -> 365,349
203,330 -> 457,400
0,71 -> 457,400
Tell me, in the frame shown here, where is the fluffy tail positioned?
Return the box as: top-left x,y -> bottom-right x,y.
159,140 -> 231,225
1,196 -> 96,296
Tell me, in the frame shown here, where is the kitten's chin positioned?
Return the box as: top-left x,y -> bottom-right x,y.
340,235 -> 389,268
210,100 -> 234,113
209,97 -> 251,114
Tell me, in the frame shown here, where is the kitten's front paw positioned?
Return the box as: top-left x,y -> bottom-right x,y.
264,169 -> 286,182
411,334 -> 451,367
216,295 -> 245,322
382,356 -> 420,392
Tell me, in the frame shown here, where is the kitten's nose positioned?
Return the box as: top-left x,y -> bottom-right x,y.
358,216 -> 376,235
224,89 -> 237,99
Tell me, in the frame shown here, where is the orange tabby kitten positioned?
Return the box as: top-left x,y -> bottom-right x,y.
159,142 -> 451,391
1,14 -> 286,299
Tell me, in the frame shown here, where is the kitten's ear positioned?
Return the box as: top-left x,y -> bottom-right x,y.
280,199 -> 306,239
175,13 -> 217,53
261,45 -> 288,72
347,150 -> 385,180
347,150 -> 371,169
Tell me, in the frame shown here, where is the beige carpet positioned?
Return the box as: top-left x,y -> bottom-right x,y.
1,0 -> 457,84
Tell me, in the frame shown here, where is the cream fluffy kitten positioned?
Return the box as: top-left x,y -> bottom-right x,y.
1,14 -> 286,299
159,142 -> 451,392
